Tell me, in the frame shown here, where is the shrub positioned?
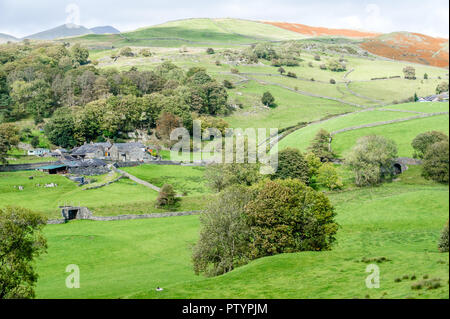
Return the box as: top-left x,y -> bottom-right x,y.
327,59 -> 346,71
423,73 -> 428,80
314,55 -> 321,61
346,135 -> 398,187
422,140 -> 449,183
411,131 -> 448,159
308,129 -> 335,162
308,62 -> 313,67
287,72 -> 297,78
230,68 -> 239,74
278,67 -> 286,75
330,78 -> 336,84
206,48 -> 215,54
320,63 -> 327,70
119,47 -> 134,57
156,184 -> 179,207
192,185 -> 252,277
261,91 -> 275,107
139,49 -> 152,57
215,60 -> 221,66
438,221 -> 449,253
223,80 -> 234,89
245,179 -> 338,258
305,152 -> 322,178
271,148 -> 309,184
317,163 -> 343,190
205,163 -> 262,192
403,66 -> 416,80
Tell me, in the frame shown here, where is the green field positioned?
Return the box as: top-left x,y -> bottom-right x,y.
0,166 -> 212,218
332,113 -> 449,157
34,167 -> 449,299
277,103 -> 448,152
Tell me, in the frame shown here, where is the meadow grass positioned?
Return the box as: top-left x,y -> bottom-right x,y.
278,108 -> 424,152
34,167 -> 449,299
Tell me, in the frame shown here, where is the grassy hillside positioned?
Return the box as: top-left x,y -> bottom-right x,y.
34,167 -> 449,299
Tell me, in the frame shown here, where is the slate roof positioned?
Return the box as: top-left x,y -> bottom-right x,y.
71,142 -> 111,155
112,142 -> 146,151
58,158 -> 107,168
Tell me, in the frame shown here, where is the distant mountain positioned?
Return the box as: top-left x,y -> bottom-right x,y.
0,33 -> 18,44
23,24 -> 93,40
90,26 -> 120,34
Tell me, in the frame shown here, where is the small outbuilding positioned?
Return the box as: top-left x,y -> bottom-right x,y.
36,164 -> 68,174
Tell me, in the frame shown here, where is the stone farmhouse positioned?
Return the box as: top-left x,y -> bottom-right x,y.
71,142 -> 112,159
108,142 -> 153,162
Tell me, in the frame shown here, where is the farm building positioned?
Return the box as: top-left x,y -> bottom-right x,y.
418,92 -> 449,102
28,148 -> 50,156
71,142 -> 112,159
37,163 -> 68,174
108,142 -> 153,162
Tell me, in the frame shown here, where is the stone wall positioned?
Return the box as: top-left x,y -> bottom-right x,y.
47,210 -> 201,224
68,166 -> 110,176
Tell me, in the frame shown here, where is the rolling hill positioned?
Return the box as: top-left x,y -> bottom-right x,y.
360,32 -> 449,68
0,32 -> 18,44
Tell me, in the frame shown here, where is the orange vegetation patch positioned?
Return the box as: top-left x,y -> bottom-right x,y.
263,21 -> 381,38
360,32 -> 449,68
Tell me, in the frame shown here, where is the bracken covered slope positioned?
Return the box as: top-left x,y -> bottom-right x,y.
262,21 -> 380,38
360,32 -> 449,68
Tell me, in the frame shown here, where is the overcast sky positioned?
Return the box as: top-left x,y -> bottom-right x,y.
1,0 -> 448,38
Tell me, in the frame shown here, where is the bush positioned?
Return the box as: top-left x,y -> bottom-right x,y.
206,48 -> 215,54
436,81 -> 449,94
317,163 -> 343,190
278,67 -> 286,75
423,73 -> 428,80
271,148 -> 309,184
320,63 -> 327,70
346,135 -> 398,187
305,152 -> 322,178
119,47 -> 134,57
156,184 -> 179,207
330,78 -> 336,84
422,140 -> 449,183
327,59 -> 346,72
192,185 -> 252,277
223,79 -> 234,89
230,68 -> 239,74
314,55 -> 321,61
438,221 -> 449,252
287,72 -> 297,78
261,91 -> 275,107
246,179 -> 338,258
205,163 -> 261,192
139,49 -> 152,57
411,131 -> 448,159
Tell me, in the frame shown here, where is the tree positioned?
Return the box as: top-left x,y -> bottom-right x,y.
0,207 -> 47,299
30,136 -> 40,148
0,123 -> 19,164
206,48 -> 215,55
305,152 -> 322,178
278,67 -> 286,75
156,184 -> 179,208
70,44 -> 89,65
412,131 -> 448,159
317,163 -> 343,190
308,129 -> 335,162
421,140 -> 449,183
192,185 -> 252,276
423,73 -> 428,80
438,221 -> 449,253
271,148 -> 309,184
287,72 -> 297,78
245,179 -> 338,258
155,112 -> 182,142
436,81 -> 449,94
403,66 -> 416,80
44,107 -> 77,148
346,135 -> 398,186
330,79 -> 336,84
205,163 -> 261,192
261,91 -> 275,107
